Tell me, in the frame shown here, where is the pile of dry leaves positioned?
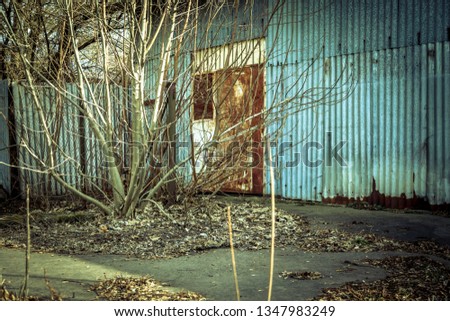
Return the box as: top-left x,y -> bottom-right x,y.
0,198 -> 305,258
0,198 -> 449,260
316,256 -> 450,300
91,276 -> 205,301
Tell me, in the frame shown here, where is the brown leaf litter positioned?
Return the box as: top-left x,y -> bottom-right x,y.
0,198 -> 449,260
315,256 -> 450,301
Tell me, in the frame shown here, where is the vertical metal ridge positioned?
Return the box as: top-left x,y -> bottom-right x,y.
0,80 -> 10,195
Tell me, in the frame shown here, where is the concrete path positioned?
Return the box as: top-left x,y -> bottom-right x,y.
1,246 -> 397,300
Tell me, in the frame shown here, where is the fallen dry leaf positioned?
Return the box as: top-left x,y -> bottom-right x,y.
280,271 -> 322,280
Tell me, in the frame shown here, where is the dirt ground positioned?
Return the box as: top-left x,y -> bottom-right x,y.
1,197 -> 449,301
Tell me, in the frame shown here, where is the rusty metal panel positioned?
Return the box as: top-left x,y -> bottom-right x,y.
0,80 -> 10,195
189,37 -> 266,194
215,65 -> 264,194
193,74 -> 214,120
191,64 -> 264,194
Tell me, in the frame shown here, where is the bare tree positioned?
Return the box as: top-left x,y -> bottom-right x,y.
1,0 -> 353,218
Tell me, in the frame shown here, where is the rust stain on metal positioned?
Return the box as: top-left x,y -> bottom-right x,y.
321,177 -> 449,211
250,65 -> 264,195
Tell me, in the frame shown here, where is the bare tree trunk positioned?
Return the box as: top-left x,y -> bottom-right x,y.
166,82 -> 177,204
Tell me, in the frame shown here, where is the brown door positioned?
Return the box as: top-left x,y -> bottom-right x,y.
215,65 -> 264,194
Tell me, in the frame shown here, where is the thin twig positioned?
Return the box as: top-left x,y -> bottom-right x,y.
227,206 -> 240,301
267,137 -> 276,301
20,184 -> 30,299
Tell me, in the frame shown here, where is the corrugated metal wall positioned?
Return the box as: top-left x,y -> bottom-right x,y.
13,84 -> 77,196
12,83 -> 128,197
6,0 -> 450,208
0,80 -> 10,195
266,0 -> 450,207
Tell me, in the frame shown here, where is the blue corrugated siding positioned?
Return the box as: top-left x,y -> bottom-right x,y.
194,0 -> 267,49
266,0 -> 450,206
283,0 -> 450,59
